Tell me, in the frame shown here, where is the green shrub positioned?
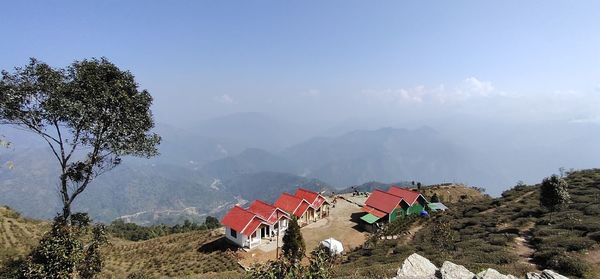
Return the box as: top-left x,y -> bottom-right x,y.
540,236 -> 596,252
533,248 -> 565,264
546,254 -> 590,277
487,234 -> 513,246
588,231 -> 600,242
472,251 -> 517,265
108,218 -> 219,241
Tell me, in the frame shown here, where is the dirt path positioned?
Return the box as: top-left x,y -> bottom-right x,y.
513,191 -> 535,203
401,223 -> 424,244
512,222 -> 538,271
239,195 -> 368,267
513,236 -> 535,262
581,247 -> 600,277
302,198 -> 368,253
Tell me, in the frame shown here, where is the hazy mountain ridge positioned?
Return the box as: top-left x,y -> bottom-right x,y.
3,112 -> 600,224
200,148 -> 296,178
281,126 -> 483,187
0,146 -> 329,224
0,123 -> 488,224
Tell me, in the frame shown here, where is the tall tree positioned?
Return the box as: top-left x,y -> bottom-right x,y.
282,217 -> 306,262
0,58 -> 160,221
540,174 -> 570,212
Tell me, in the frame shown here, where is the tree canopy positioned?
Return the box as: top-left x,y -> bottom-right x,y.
540,174 -> 570,212
0,58 -> 161,220
282,217 -> 305,262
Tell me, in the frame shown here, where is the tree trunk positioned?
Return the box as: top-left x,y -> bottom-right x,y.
62,204 -> 71,222
60,171 -> 72,223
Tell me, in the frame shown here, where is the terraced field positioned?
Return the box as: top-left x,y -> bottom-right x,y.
1,205 -> 244,278
0,206 -> 47,266
101,230 -> 244,278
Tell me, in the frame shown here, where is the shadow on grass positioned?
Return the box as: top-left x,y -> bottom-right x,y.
198,236 -> 238,253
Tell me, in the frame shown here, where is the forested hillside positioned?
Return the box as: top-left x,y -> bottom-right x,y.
0,148 -> 329,225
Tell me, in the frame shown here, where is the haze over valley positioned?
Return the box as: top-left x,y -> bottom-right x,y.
2,110 -> 598,223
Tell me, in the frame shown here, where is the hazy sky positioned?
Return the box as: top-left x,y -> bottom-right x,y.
1,1 -> 600,128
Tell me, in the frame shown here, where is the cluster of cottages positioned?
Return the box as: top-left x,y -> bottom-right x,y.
360,186 -> 433,232
221,188 -> 330,249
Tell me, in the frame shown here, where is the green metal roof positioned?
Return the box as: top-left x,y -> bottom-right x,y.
428,202 -> 449,211
360,213 -> 381,224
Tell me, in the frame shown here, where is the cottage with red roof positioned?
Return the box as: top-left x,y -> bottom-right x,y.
220,188 -> 330,249
221,201 -> 291,249
360,189 -> 411,232
247,200 -> 290,239
387,186 -> 429,215
274,192 -> 312,225
294,188 -> 330,222
221,206 -> 266,249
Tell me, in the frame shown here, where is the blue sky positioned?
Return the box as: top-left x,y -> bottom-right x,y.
1,1 -> 600,126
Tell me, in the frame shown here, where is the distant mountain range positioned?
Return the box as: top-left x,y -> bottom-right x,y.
201,126 -> 485,187
280,126 -> 482,187
2,112 -> 599,224
0,144 -> 329,224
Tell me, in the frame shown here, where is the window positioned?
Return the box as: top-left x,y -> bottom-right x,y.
230,228 -> 237,238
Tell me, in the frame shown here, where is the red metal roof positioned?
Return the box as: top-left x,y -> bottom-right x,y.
313,196 -> 326,208
274,193 -> 311,218
362,205 -> 387,218
295,188 -> 328,208
242,218 -> 263,236
247,200 -> 289,225
295,202 -> 310,218
221,206 -> 263,236
364,189 -> 405,213
387,186 -> 424,205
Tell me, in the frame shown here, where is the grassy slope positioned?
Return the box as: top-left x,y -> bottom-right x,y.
0,206 -> 244,279
420,183 -> 488,203
100,230 -> 243,279
0,206 -> 48,267
337,169 -> 600,279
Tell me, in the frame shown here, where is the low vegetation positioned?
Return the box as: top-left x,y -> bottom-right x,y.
0,206 -> 48,269
107,217 -> 220,241
2,169 -> 600,278
338,169 -> 600,278
102,230 -> 242,278
248,246 -> 338,279
1,213 -> 108,279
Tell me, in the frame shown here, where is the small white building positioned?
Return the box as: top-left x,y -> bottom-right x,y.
221,206 -> 265,249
